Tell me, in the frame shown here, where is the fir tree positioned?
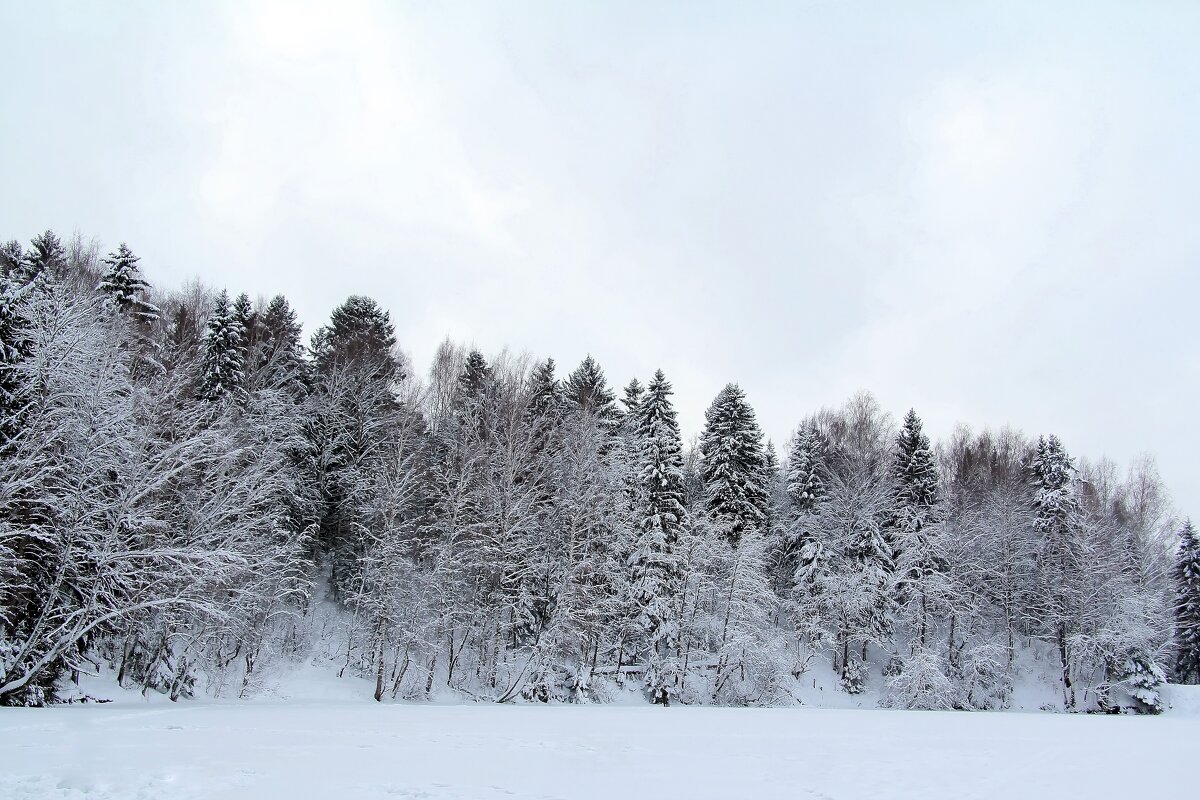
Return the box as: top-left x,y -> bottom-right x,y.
97,243 -> 159,324
699,383 -> 768,546
1175,519 -> 1200,684
197,290 -> 246,401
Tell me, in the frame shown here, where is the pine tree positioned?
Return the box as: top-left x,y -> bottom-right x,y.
97,243 -> 159,324
197,290 -> 246,401
699,383 -> 768,546
565,355 -> 617,423
629,369 -> 686,704
1175,519 -> 1200,684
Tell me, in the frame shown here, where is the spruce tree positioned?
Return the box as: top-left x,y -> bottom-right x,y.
621,377 -> 644,417
888,409 -> 945,646
526,358 -> 564,423
258,294 -> 309,399
232,292 -> 257,363
0,274 -> 32,443
23,230 -> 66,281
629,369 -> 686,704
565,355 -> 617,422
699,383 -> 768,546
1031,434 -> 1085,705
1175,519 -> 1200,684
197,289 -> 246,401
311,295 -> 401,377
786,422 -> 826,515
97,243 -> 159,324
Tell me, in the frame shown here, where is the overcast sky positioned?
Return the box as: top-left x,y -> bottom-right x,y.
2,1 -> 1197,515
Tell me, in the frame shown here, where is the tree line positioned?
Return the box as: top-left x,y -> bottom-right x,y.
0,230 -> 1196,712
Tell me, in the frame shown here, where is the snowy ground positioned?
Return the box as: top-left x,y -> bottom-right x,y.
3,685 -> 1197,800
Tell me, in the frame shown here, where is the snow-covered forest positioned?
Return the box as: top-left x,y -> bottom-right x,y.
2,229 -> 1197,714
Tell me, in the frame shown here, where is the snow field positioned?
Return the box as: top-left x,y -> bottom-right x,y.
2,689 -> 1197,800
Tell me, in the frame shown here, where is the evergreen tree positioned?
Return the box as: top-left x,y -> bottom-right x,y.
786,422 -> 826,515
23,230 -> 66,281
629,369 -> 686,704
565,355 -> 617,422
888,409 -> 946,647
0,274 -> 32,443
197,290 -> 246,401
622,377 -> 644,411
97,243 -> 159,324
699,383 -> 768,546
0,241 -> 23,277
1030,434 -> 1086,706
526,358 -> 564,423
311,295 -> 401,377
232,292 -> 257,363
257,294 -> 309,399
1175,519 -> 1200,684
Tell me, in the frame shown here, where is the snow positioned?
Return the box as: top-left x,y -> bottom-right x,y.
3,684 -> 1197,800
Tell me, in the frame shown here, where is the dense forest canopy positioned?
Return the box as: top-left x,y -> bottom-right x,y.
0,230 -> 1195,713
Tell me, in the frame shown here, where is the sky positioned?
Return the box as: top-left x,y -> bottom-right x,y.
1,1 -> 1197,516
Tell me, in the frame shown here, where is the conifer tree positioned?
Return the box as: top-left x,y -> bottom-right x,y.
526,358 -> 564,423
97,243 -> 159,324
232,292 -> 257,363
23,230 -> 66,281
1031,434 -> 1085,705
786,422 -> 826,515
699,383 -> 768,546
629,369 -> 686,704
888,409 -> 946,646
257,294 -> 308,399
621,377 -> 644,416
311,295 -> 401,377
197,290 -> 246,401
1175,519 -> 1200,684
565,355 -> 617,422
0,274 -> 32,443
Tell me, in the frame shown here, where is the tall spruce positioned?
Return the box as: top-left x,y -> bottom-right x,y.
1030,434 -> 1085,706
97,243 -> 159,324
699,383 -> 768,546
1175,519 -> 1200,684
888,409 -> 945,645
629,369 -> 686,703
565,355 -> 617,423
257,294 -> 309,399
197,289 -> 246,401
